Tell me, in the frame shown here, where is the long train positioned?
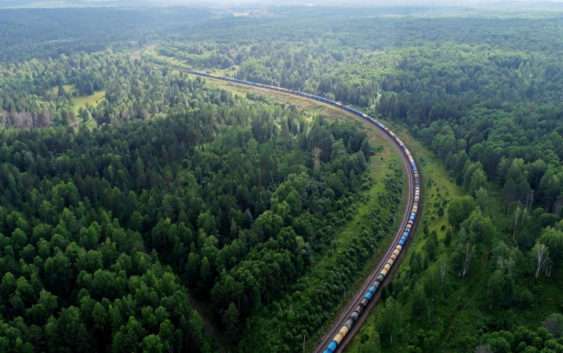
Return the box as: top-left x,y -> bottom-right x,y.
186,70 -> 421,353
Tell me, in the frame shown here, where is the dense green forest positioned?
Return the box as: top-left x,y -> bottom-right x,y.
0,8 -> 213,63
0,5 -> 562,353
0,51 -> 376,351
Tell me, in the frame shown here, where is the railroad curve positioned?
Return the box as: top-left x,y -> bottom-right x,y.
186,70 -> 421,353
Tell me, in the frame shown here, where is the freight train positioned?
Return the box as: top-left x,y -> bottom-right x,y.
186,70 -> 421,353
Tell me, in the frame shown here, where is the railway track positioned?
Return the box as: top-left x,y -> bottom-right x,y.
185,70 -> 421,353
312,139 -> 416,353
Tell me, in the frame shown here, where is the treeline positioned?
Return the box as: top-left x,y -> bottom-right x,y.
0,88 -> 373,352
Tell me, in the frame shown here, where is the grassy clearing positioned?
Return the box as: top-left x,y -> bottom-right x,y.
144,44 -> 239,78
143,46 -> 186,68
45,83 -> 105,129
70,90 -> 105,114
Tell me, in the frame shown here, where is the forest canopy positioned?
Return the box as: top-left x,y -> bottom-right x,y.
0,5 -> 562,353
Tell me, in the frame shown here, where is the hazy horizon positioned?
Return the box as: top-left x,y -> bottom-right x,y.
3,0 -> 563,9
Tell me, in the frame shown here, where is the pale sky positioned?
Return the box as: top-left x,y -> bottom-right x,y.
138,0 -> 563,5
145,0 -> 563,5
